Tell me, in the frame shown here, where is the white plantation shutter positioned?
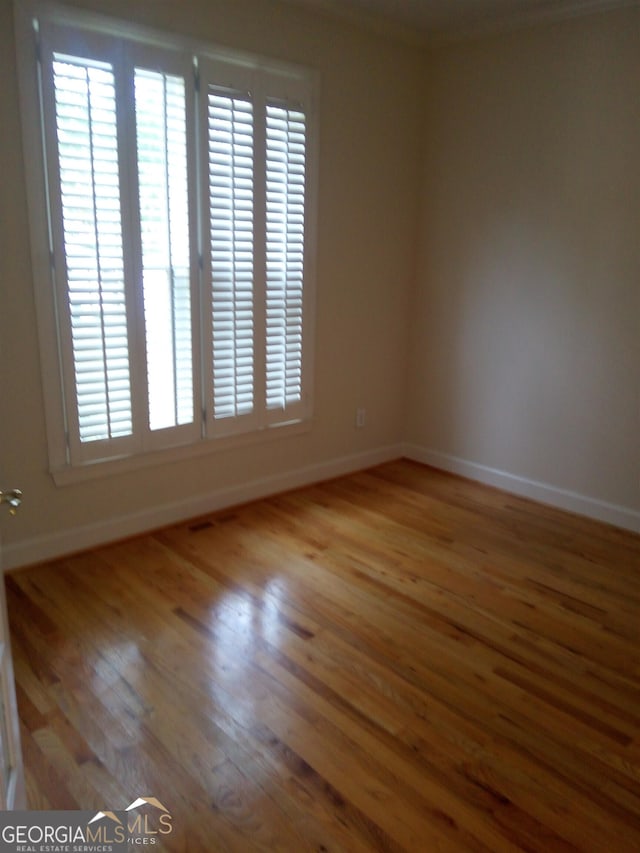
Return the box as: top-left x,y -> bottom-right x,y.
27,11 -> 315,474
207,89 -> 256,428
134,67 -> 194,433
51,55 -> 133,448
265,103 -> 306,421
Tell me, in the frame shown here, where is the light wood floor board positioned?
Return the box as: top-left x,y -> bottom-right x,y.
6,459 -> 640,851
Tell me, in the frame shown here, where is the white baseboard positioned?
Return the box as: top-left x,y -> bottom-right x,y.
6,442 -> 637,570
402,444 -> 640,535
3,444 -> 403,572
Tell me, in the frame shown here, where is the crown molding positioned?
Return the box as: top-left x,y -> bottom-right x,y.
277,0 -> 428,46
431,0 -> 640,46
279,0 -> 638,47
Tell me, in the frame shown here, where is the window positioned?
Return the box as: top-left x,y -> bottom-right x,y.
16,3 -> 316,479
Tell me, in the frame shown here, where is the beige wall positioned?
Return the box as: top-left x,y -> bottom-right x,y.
407,6 -> 640,516
0,0 -> 423,563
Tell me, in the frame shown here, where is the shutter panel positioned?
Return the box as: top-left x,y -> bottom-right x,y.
207,90 -> 255,425
36,21 -> 315,469
265,104 -> 306,418
52,56 -> 132,444
134,68 -> 193,432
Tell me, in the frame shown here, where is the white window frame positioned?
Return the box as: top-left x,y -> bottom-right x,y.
14,0 -> 318,485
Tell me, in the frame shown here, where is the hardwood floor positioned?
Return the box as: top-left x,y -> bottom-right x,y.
7,459 -> 640,851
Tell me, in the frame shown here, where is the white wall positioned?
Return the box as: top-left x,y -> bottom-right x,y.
0,0 -> 423,567
406,6 -> 640,530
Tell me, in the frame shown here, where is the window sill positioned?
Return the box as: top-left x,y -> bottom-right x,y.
50,418 -> 312,487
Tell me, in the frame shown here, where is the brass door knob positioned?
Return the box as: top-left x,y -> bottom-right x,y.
0,489 -> 22,516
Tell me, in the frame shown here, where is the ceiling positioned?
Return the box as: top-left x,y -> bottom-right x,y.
280,0 -> 632,41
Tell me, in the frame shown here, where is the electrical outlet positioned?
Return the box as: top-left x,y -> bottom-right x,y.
356,407 -> 366,428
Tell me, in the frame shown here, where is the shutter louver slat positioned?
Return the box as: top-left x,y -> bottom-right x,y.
265,105 -> 306,413
52,56 -> 132,443
135,68 -> 193,433
208,91 -> 254,421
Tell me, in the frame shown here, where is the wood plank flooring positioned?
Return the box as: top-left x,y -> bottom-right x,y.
6,459 -> 640,851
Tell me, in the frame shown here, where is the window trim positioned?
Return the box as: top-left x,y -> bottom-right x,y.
14,0 -> 318,484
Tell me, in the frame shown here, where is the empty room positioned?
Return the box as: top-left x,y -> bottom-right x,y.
0,0 -> 639,849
